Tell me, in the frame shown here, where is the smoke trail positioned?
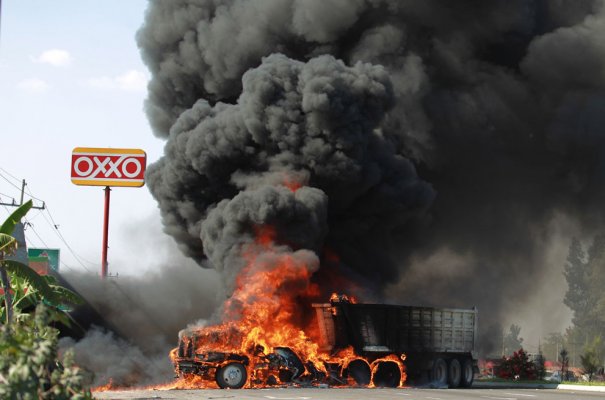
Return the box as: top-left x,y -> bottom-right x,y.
58,219 -> 225,386
137,0 -> 605,353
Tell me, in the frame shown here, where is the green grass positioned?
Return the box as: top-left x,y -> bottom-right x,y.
560,381 -> 605,386
477,377 -> 605,386
476,377 -> 552,384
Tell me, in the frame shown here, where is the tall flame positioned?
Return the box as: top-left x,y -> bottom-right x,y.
160,225 -> 406,390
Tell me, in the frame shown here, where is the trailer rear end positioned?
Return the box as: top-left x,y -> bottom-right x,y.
313,298 -> 479,387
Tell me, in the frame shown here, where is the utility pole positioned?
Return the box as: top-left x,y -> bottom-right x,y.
0,179 -> 45,210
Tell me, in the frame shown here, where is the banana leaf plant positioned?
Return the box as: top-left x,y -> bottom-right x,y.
0,200 -> 82,326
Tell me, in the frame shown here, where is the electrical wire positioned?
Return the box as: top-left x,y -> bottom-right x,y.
19,179 -> 98,272
37,210 -> 95,274
0,190 -> 17,199
0,166 -> 21,184
0,194 -> 15,214
1,170 -> 149,286
22,181 -> 45,203
43,204 -> 100,267
0,168 -> 173,362
0,171 -> 22,191
24,220 -> 49,248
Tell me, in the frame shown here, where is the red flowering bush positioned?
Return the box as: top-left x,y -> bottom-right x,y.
498,348 -> 537,380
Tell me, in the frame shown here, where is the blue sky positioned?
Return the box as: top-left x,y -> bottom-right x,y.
0,1 -> 169,276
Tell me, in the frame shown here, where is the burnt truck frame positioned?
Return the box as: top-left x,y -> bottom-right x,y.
173,299 -> 479,388
313,300 -> 479,388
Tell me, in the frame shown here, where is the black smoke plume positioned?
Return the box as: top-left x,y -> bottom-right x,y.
137,0 -> 605,353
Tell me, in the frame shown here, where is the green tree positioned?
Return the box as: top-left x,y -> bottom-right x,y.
563,238 -> 590,328
586,236 -> 605,340
534,348 -> 546,380
580,350 -> 600,382
503,324 -> 524,356
543,332 -> 565,362
560,348 -> 570,380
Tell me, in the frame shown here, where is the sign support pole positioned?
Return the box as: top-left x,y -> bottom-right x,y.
71,147 -> 146,280
101,186 -> 111,279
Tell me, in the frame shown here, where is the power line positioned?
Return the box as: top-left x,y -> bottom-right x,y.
38,210 -> 95,274
0,191 -> 17,199
0,167 -> 94,273
25,208 -> 44,222
0,171 -> 22,191
23,182 -> 45,203
0,167 -> 103,275
42,204 -> 100,267
24,220 -> 49,248
0,167 -> 21,184
23,223 -> 79,274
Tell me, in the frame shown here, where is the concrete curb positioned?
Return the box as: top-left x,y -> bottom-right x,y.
557,383 -> 605,392
473,381 -> 558,389
474,381 -> 605,392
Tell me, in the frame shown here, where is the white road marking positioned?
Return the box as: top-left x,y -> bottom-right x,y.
504,393 -> 536,397
264,397 -> 311,400
480,397 -> 516,400
425,397 -> 443,400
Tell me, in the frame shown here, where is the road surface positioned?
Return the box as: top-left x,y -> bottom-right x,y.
94,387 -> 605,400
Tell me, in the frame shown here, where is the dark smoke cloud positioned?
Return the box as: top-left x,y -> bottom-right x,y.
137,0 -> 605,354
143,51 -> 433,292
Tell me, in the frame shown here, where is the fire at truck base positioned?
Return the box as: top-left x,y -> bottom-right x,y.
172,295 -> 478,389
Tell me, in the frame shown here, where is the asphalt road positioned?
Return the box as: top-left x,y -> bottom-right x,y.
94,387 -> 605,400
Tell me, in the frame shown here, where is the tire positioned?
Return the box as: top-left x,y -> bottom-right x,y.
345,359 -> 371,386
216,362 -> 247,389
460,358 -> 474,388
447,359 -> 462,388
372,361 -> 401,388
430,358 -> 448,387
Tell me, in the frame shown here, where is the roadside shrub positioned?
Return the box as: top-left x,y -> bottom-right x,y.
498,348 -> 537,380
0,304 -> 93,399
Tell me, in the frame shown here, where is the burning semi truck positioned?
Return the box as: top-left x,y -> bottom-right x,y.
173,295 -> 478,389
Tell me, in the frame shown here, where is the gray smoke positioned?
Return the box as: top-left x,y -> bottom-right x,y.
58,216 -> 224,386
142,50 -> 433,294
137,0 -> 605,354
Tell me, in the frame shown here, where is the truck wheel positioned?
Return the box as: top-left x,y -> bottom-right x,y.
372,361 -> 401,388
459,358 -> 474,388
345,359 -> 371,386
447,359 -> 461,388
430,358 -> 447,387
216,362 -> 247,389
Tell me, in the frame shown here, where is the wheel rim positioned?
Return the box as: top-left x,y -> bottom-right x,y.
434,359 -> 447,384
463,362 -> 473,382
449,359 -> 461,387
223,365 -> 243,385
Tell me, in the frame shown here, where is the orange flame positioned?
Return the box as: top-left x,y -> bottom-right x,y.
282,174 -> 304,192
92,379 -> 119,392
153,225 -> 406,390
369,354 -> 407,388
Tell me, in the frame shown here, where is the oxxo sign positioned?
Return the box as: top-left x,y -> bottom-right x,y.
71,147 -> 146,187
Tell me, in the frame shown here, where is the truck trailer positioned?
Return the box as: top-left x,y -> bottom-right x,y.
173,296 -> 478,388
314,297 -> 479,387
